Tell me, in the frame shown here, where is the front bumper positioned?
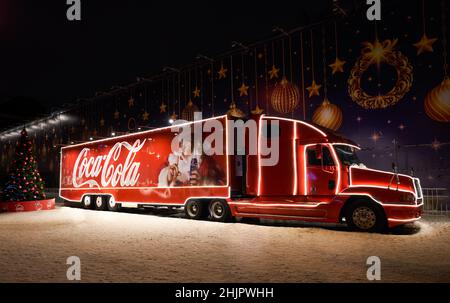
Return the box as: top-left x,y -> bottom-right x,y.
383,203 -> 423,228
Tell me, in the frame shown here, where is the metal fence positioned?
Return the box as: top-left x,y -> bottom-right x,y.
423,188 -> 449,215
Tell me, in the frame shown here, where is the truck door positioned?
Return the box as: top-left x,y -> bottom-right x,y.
305,144 -> 338,199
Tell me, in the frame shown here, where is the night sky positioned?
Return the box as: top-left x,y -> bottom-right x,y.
0,0 -> 449,188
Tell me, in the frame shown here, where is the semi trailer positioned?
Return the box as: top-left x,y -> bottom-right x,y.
60,114 -> 423,232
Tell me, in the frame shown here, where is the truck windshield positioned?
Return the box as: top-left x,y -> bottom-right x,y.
334,145 -> 362,166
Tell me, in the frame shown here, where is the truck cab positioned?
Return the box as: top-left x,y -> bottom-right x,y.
227,115 -> 423,232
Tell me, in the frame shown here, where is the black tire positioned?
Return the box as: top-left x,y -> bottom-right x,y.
208,200 -> 232,222
185,200 -> 206,220
346,201 -> 387,232
82,195 -> 93,209
94,195 -> 107,211
106,196 -> 121,212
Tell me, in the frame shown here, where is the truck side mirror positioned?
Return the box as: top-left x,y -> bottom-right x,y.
315,144 -> 322,160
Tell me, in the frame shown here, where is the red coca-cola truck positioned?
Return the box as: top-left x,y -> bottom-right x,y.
60,115 -> 423,231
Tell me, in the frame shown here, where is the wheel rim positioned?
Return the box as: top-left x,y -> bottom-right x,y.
352,206 -> 377,230
96,197 -> 103,208
211,201 -> 224,219
187,202 -> 200,217
109,197 -> 116,208
84,196 -> 91,207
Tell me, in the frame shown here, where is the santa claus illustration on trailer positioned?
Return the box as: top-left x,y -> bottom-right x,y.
157,139 -> 225,187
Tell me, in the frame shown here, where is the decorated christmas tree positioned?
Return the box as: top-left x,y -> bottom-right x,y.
3,128 -> 46,202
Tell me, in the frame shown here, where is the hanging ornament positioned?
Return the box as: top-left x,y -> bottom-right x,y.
348,39 -> 413,109
181,99 -> 199,121
227,101 -> 246,118
193,86 -> 201,98
100,116 -> 105,127
307,30 -> 321,97
329,22 -> 346,75
251,46 -> 264,115
238,83 -> 249,96
218,63 -> 228,79
160,102 -> 167,113
268,65 -> 280,79
414,34 -> 438,55
142,110 -> 150,121
251,104 -> 264,115
329,58 -> 346,75
170,112 -> 178,121
312,98 -> 343,131
271,77 -> 300,114
414,0 -> 438,55
128,95 -> 135,107
424,78 -> 450,122
306,80 -> 322,97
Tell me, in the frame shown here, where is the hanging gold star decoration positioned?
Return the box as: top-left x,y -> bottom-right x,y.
128,96 -> 135,107
169,112 -> 178,121
114,109 -> 120,119
268,65 -> 280,79
329,57 -> 346,74
159,102 -> 167,113
306,80 -> 322,97
142,110 -> 150,121
413,34 -> 438,55
238,83 -> 249,96
227,101 -> 246,118
218,64 -> 228,79
193,86 -> 201,98
100,117 -> 105,127
251,104 -> 264,115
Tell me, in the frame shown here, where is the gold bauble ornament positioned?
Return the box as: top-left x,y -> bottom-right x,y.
270,77 -> 300,114
348,39 -> 413,109
312,98 -> 343,131
227,101 -> 246,118
424,78 -> 450,122
181,99 -> 199,121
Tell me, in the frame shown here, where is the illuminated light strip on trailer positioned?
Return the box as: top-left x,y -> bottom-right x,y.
327,143 -> 342,195
336,192 -> 424,208
388,217 -> 421,223
264,116 -> 327,137
257,114 -> 264,196
293,122 -> 298,196
61,115 -> 229,150
60,187 -> 231,205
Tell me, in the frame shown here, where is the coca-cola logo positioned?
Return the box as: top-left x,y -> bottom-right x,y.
72,139 -> 146,188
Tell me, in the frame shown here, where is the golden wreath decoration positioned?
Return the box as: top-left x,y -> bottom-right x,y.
348,39 -> 413,109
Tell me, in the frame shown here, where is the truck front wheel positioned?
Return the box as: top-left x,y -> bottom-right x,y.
185,200 -> 206,220
209,200 -> 231,222
346,201 -> 387,232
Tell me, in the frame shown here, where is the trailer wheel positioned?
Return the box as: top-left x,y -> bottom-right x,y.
94,195 -> 107,211
209,200 -> 231,222
82,195 -> 93,209
106,196 -> 121,212
346,201 -> 387,232
185,200 -> 206,220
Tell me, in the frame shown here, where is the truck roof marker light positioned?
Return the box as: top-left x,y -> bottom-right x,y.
62,115 -> 229,150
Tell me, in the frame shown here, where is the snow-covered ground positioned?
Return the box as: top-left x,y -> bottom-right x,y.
0,206 -> 449,282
